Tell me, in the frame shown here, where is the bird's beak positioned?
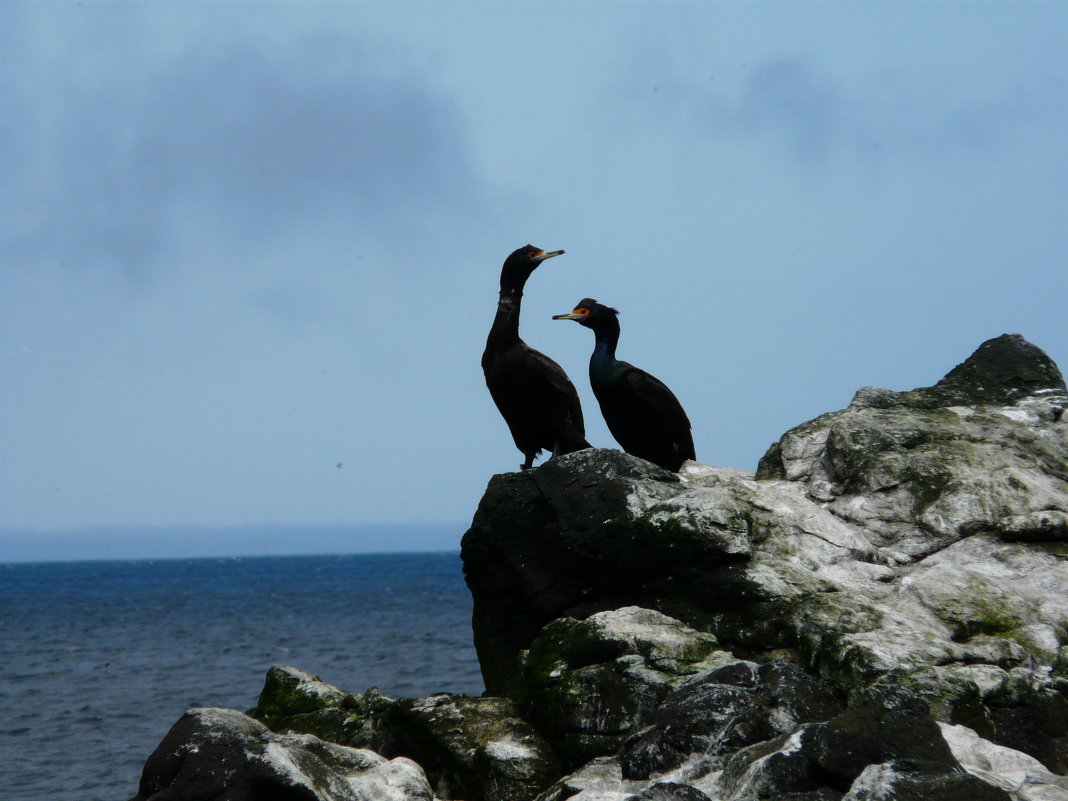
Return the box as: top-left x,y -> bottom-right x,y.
533,249 -> 565,262
552,310 -> 583,321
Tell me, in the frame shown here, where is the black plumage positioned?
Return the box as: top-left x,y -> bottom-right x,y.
554,298 -> 695,471
483,246 -> 591,470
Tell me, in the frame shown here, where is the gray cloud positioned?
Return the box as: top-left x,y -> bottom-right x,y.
713,58 -> 840,164
631,55 -> 1068,169
141,40 -> 471,222
2,26 -> 477,286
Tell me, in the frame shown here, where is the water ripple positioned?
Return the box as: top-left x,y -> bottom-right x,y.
0,552 -> 482,801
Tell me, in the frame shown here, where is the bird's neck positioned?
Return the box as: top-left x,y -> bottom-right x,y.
488,286 -> 524,347
591,322 -> 620,366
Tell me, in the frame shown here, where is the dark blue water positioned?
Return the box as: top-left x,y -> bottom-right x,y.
0,552 -> 483,801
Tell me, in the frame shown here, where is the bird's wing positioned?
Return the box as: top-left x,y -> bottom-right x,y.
523,345 -> 586,429
623,365 -> 692,429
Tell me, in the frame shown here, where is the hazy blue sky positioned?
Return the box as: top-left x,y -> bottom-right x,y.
2,2 -> 1066,557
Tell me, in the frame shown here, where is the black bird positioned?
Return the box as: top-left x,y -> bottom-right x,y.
553,298 -> 695,471
483,246 -> 591,470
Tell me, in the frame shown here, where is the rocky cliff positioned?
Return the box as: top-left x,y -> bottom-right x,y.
129,334 -> 1068,801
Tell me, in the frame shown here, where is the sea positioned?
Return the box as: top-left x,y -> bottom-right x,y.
0,552 -> 484,801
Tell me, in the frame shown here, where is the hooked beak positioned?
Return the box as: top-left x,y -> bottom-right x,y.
552,310 -> 584,321
533,249 -> 564,262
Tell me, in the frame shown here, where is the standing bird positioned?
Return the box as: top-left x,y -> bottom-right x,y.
483,246 -> 591,470
553,298 -> 695,471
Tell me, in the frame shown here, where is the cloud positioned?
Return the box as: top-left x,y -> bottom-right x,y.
1,20 -> 478,287
630,54 -> 1068,170
709,58 -> 841,164
143,40 -> 472,226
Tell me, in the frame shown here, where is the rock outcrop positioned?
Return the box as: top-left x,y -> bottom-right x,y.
129,334 -> 1068,801
129,707 -> 437,801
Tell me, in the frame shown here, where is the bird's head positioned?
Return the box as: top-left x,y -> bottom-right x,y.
500,245 -> 564,290
553,298 -> 618,329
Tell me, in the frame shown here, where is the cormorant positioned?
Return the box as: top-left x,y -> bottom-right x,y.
483,246 -> 591,470
553,298 -> 695,471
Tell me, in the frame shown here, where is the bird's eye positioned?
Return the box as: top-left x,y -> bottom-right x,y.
528,251 -> 540,259
576,308 -> 590,317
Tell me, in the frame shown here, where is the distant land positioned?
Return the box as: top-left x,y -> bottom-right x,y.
0,523 -> 464,563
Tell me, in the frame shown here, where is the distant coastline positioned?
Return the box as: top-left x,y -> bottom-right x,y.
0,522 -> 464,563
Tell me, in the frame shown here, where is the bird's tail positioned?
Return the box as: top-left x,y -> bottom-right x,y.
553,425 -> 592,457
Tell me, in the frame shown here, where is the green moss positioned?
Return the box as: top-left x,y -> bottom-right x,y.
949,578 -> 1024,645
898,458 -> 956,513
274,709 -> 357,741
523,618 -> 620,681
792,594 -> 889,692
771,538 -> 797,558
821,407 -> 972,502
254,672 -> 343,725
755,440 -> 785,480
962,599 -> 1021,639
1053,647 -> 1068,679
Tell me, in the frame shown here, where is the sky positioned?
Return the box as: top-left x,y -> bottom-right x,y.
2,1 -> 1066,559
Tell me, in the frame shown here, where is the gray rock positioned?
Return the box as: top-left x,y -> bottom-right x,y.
254,664 -> 364,743
889,663 -> 1068,773
381,693 -> 562,801
251,665 -> 560,801
128,707 -> 436,801
627,783 -> 714,801
520,606 -> 736,767
716,685 -> 1012,801
463,335 -> 1068,773
840,762 -> 1011,801
462,452 -> 702,696
129,335 -> 1068,801
939,723 -> 1068,801
532,757 -> 637,801
757,335 -> 1067,559
995,510 -> 1068,543
621,659 -> 842,780
922,333 -> 1066,407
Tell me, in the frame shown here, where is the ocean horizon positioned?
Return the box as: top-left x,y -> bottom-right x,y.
0,548 -> 482,800
0,521 -> 467,563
